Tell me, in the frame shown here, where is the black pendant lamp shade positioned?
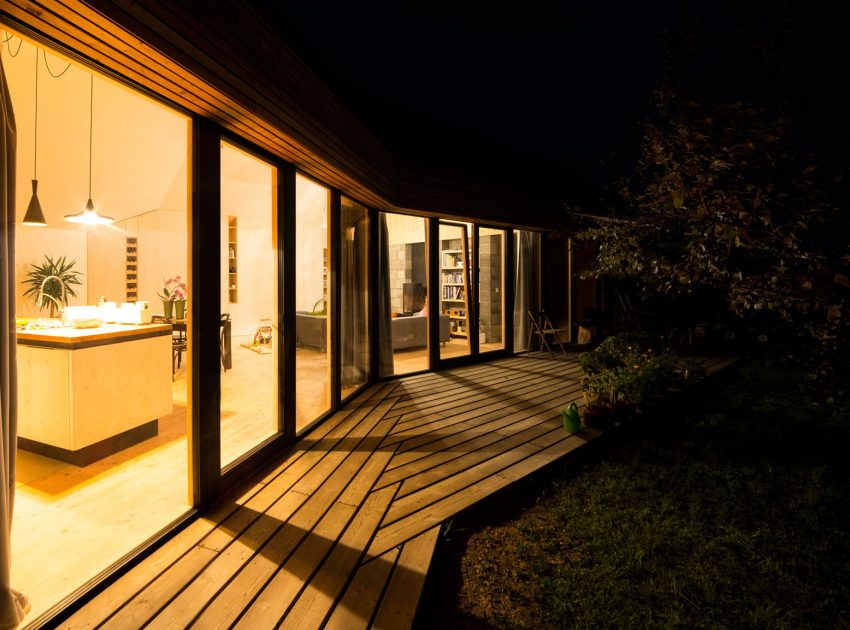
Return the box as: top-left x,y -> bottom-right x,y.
22,179 -> 47,226
21,48 -> 47,226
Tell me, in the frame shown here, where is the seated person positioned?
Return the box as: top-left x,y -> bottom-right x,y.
414,290 -> 428,317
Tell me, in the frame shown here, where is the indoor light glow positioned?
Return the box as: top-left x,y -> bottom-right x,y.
64,198 -> 114,225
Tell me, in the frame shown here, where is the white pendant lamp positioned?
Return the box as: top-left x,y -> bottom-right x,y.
21,48 -> 47,226
65,74 -> 114,225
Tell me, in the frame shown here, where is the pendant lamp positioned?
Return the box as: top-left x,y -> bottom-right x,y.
21,48 -> 47,226
65,74 -> 114,225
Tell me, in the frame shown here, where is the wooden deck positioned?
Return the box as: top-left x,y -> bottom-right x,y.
62,353 -> 735,629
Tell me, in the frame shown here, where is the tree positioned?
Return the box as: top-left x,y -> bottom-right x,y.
577,84 -> 849,345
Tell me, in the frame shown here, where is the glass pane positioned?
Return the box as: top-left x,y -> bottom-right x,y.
220,142 -> 279,468
440,222 -> 472,359
341,197 -> 370,399
295,174 -> 331,430
378,212 -> 429,376
6,30 -> 191,618
479,227 -> 506,352
513,230 -> 541,352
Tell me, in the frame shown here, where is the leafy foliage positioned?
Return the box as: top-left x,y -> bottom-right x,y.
578,86 -> 850,344
22,255 -> 83,318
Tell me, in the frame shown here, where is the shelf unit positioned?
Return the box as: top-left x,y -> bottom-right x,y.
440,226 -> 470,339
227,216 -> 238,304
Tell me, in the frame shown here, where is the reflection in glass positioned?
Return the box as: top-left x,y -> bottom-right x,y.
439,222 -> 471,360
478,227 -> 506,352
378,212 -> 429,376
220,142 -> 279,467
514,230 -> 541,352
295,174 -> 331,430
341,197 -> 369,399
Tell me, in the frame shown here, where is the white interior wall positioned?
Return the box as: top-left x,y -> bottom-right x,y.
295,174 -> 329,312
3,31 -> 189,313
221,143 -> 276,336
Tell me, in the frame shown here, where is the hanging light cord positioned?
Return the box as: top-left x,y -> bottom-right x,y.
3,31 -> 22,56
89,74 -> 93,199
43,51 -> 71,78
33,48 -> 38,179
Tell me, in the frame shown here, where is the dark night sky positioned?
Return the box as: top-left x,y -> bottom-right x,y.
252,1 -> 848,202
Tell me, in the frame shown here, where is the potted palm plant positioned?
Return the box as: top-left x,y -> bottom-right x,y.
22,255 -> 83,319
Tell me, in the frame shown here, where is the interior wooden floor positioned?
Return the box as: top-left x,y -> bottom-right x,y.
61,354 -> 735,629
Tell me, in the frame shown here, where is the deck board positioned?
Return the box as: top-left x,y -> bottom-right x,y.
62,353 -> 733,630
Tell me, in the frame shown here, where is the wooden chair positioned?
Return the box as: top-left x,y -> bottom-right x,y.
526,310 -> 568,357
152,315 -> 187,379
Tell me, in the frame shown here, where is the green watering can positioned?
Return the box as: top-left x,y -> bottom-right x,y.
561,402 -> 582,433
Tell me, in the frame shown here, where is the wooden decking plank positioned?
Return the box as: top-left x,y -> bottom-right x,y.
370,428 -> 589,559
191,408 -> 401,627
395,423 -> 561,499
384,375 -> 580,448
234,501 -> 359,627
370,526 -> 441,630
387,364 -> 580,429
324,548 -> 401,630
278,485 -> 398,630
380,383 -> 584,480
386,381 -> 583,459
385,359 -> 577,415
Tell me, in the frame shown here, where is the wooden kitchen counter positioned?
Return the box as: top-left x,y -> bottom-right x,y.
16,323 -> 174,466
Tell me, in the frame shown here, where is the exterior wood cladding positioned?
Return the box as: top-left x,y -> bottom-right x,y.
0,0 -> 564,229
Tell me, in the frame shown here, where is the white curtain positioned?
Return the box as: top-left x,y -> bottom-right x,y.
377,214 -> 394,377
1,54 -> 28,629
513,230 -> 540,352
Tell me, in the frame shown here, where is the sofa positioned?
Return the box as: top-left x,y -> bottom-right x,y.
295,312 -> 451,351
391,314 -> 451,350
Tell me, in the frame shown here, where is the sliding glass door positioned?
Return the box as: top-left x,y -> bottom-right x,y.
219,141 -> 280,468
439,221 -> 472,360
478,226 -> 506,352
295,174 -> 332,430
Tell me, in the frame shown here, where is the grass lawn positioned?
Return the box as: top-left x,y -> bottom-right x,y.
416,359 -> 850,629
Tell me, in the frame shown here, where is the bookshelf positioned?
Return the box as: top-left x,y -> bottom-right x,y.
227,216 -> 238,304
440,224 -> 470,339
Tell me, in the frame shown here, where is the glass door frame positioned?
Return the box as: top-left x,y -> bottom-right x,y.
430,219 -> 515,370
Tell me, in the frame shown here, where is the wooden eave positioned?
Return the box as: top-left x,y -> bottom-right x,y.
0,0 -> 566,230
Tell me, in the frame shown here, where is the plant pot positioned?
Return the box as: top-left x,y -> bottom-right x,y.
583,406 -> 615,431
163,300 -> 173,320
174,300 -> 186,320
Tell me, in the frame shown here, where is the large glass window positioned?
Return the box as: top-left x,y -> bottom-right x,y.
5,28 -> 191,620
220,141 -> 279,468
295,174 -> 331,430
378,212 -> 429,376
439,221 -> 472,360
478,226 -> 506,352
340,197 -> 369,399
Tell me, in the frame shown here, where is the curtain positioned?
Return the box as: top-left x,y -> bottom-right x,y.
513,230 -> 540,352
1,54 -> 28,629
377,214 -> 394,377
340,204 -> 368,388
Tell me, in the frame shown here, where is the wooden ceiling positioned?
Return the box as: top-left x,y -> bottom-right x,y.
0,0 -> 566,229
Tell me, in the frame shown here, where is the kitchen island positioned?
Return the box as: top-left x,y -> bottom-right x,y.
16,323 -> 173,466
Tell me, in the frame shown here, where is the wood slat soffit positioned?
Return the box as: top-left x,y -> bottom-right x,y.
1,0 -> 396,209
1,0 -> 563,228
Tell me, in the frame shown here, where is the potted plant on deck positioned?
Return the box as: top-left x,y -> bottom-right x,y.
579,334 -> 683,429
